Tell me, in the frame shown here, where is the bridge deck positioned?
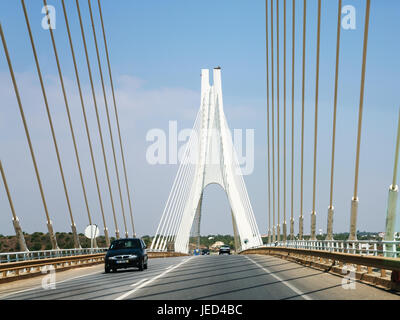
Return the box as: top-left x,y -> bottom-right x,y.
1,255 -> 399,300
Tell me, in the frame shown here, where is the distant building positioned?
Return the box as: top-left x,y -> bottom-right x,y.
210,241 -> 225,249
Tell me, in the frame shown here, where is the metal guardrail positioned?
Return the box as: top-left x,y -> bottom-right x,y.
147,251 -> 188,258
0,253 -> 106,281
241,246 -> 400,272
257,240 -> 400,258
0,248 -> 107,264
240,241 -> 400,290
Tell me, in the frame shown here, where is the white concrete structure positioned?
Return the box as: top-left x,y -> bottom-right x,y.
150,68 -> 263,253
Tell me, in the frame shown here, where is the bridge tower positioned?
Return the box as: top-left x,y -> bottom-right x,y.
151,68 -> 263,254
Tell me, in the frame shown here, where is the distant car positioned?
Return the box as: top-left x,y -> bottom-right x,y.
201,248 -> 210,255
193,248 -> 201,256
105,238 -> 148,273
219,245 -> 231,255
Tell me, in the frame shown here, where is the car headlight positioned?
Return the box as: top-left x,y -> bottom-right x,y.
108,256 -> 117,260
127,255 -> 137,259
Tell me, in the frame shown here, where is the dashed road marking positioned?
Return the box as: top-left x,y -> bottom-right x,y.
244,255 -> 312,300
130,278 -> 148,287
115,256 -> 195,300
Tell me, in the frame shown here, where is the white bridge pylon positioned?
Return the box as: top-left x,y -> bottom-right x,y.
150,68 -> 263,253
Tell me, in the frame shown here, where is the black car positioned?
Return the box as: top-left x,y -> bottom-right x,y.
219,245 -> 231,255
201,248 -> 210,255
105,238 -> 148,273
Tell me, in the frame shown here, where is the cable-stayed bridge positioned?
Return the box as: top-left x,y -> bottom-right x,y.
151,68 -> 263,254
0,0 -> 399,301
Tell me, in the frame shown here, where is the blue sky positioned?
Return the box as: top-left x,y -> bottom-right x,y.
1,0 -> 400,238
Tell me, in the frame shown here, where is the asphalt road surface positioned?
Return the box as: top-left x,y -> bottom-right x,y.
1,254 -> 399,300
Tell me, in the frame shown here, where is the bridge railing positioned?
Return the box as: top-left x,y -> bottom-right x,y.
0,248 -> 108,264
260,240 -> 400,258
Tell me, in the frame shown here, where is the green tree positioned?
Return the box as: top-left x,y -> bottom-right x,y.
31,242 -> 41,251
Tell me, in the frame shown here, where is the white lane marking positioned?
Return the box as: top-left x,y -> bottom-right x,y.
115,256 -> 195,300
130,278 -> 148,287
166,265 -> 173,270
245,256 -> 312,300
0,269 -> 102,299
1,262 -> 181,300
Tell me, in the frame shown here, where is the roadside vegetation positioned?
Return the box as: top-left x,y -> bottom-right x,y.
0,231 -> 382,253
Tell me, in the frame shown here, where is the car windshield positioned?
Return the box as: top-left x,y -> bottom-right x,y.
109,239 -> 141,250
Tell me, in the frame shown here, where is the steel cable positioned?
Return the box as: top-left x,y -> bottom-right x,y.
61,0 -> 110,245
76,0 -> 120,238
